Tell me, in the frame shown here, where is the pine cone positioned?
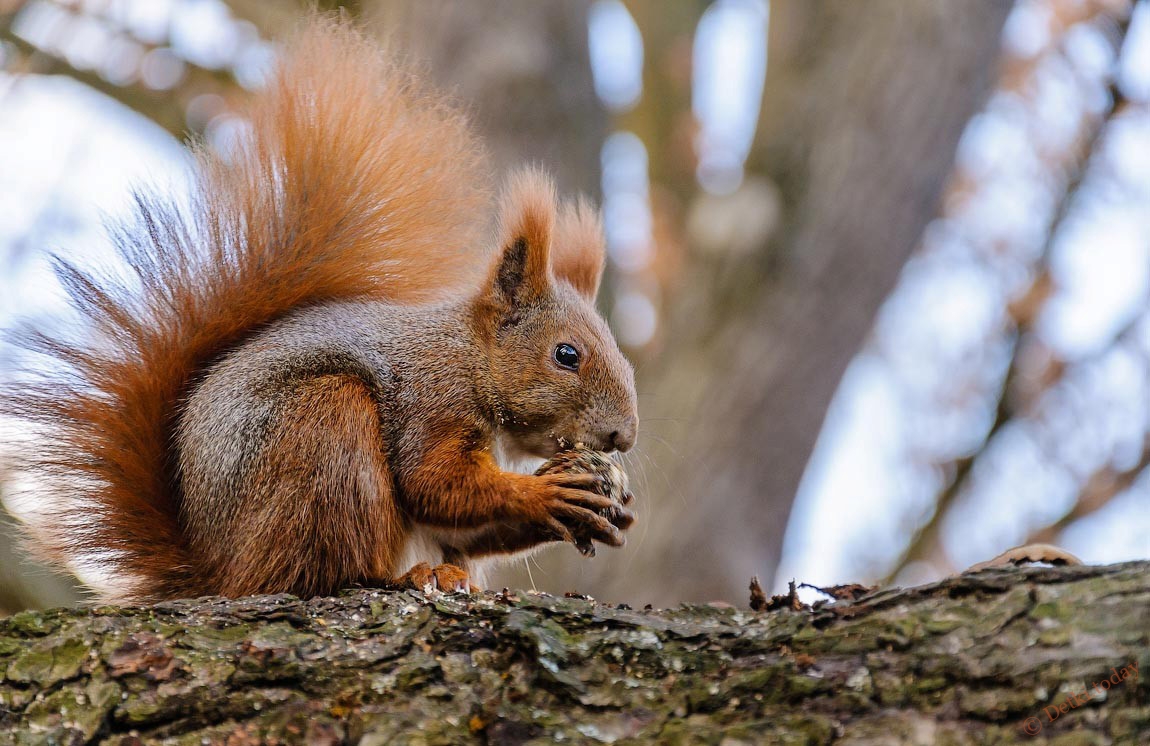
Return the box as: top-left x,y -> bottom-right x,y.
535,445 -> 633,556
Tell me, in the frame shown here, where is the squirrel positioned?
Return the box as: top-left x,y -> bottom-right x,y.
1,17 -> 638,603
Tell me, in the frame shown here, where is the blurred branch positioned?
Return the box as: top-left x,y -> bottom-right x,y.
0,10 -> 242,139
1022,308 -> 1150,543
1026,437 -> 1150,546
620,0 -> 1014,604
884,15 -> 1135,584
889,245 -> 1145,583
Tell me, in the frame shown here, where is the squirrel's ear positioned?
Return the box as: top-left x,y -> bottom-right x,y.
552,197 -> 606,301
488,169 -> 555,307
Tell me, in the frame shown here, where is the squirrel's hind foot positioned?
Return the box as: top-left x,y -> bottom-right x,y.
393,562 -> 472,594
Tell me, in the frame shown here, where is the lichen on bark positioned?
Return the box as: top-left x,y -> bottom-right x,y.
0,561 -> 1147,744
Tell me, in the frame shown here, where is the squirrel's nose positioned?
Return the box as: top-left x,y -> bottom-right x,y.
605,416 -> 637,453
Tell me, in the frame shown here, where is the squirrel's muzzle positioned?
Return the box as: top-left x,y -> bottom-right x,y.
601,414 -> 638,453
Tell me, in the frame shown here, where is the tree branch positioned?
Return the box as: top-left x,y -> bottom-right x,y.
1026,436 -> 1150,545
885,18 -> 1135,582
0,561 -> 1146,742
0,11 -> 241,139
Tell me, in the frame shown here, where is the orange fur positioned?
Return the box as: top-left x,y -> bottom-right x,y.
552,197 -> 607,299
214,374 -> 403,598
1,17 -> 490,601
493,171 -> 606,300
490,169 -> 557,302
1,17 -> 640,604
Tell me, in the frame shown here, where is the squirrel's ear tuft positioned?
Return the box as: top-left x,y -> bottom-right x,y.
552,197 -> 606,301
489,168 -> 556,306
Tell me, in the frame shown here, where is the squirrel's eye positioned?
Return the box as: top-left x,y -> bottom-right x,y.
553,343 -> 580,371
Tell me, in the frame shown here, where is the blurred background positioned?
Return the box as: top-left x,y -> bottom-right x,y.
1,0 -> 1148,612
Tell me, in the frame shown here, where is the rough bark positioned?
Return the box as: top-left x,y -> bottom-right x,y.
0,561 -> 1146,744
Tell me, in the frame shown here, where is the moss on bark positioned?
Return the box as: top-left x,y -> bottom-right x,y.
0,562 -> 1147,744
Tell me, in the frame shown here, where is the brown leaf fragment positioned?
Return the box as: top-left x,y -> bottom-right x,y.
769,581 -> 807,612
798,582 -> 876,601
750,579 -> 808,612
749,576 -> 768,611
794,653 -> 816,671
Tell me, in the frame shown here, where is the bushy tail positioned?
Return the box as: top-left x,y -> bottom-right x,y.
1,17 -> 491,601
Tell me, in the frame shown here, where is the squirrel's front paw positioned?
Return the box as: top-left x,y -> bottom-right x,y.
532,447 -> 635,556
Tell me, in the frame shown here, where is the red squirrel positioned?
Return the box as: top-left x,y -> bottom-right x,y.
1,18 -> 638,602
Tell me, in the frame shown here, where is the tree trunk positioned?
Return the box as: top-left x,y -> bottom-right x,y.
578,0 -> 1015,606
0,561 -> 1145,743
372,0 -> 607,196
363,0 -> 1016,607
